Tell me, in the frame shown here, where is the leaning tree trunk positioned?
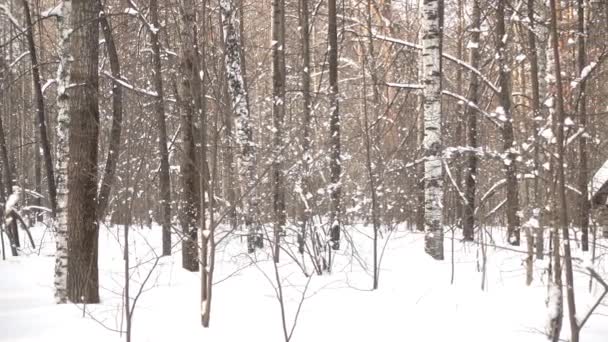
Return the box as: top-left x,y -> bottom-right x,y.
462,0 -> 481,242
328,0 -> 341,254
271,0 -> 287,263
220,0 -> 261,253
66,0 -> 101,304
422,0 -> 444,260
53,0 -> 74,304
21,0 -> 57,215
178,0 -> 202,272
148,0 -> 173,256
97,4 -> 123,222
495,0 -> 520,246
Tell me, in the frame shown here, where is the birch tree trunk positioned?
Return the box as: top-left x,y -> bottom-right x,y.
66,0 -> 101,304
53,0 -> 73,304
422,0 -> 444,260
220,0 -> 261,253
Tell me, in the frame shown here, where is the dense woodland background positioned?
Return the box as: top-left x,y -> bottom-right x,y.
1,0 -> 608,341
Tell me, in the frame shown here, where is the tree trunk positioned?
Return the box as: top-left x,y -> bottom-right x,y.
271,0 -> 287,263
178,0 -> 202,272
576,0 -> 589,252
148,0 -> 173,256
328,0 -> 341,253
463,0 -> 481,242
97,5 -> 123,222
66,0 -> 101,304
495,0 -> 520,246
53,0 -> 74,303
422,0 -> 444,260
21,0 -> 57,215
527,0 -> 545,260
220,0 -> 261,253
549,0 -> 577,339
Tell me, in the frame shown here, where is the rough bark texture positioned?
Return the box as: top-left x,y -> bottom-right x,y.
328,0 -> 341,252
66,0 -> 101,304
495,0 -> 520,246
271,0 -> 286,262
422,0 -> 444,260
97,6 -> 123,222
220,0 -> 261,253
53,0 -> 73,304
462,0 -> 480,242
148,0 -> 173,256
297,0 -> 312,254
178,0 -> 202,272
527,0 -> 544,260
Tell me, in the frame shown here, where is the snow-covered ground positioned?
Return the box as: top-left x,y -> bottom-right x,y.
1,223 -> 607,342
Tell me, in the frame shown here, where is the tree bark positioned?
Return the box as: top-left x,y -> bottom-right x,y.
495,0 -> 520,246
66,0 -> 101,304
463,0 -> 480,242
178,0 -> 202,272
53,0 -> 74,304
220,0 -> 261,253
328,0 -> 341,252
576,0 -> 589,252
21,0 -> 57,215
97,5 -> 123,222
549,0 -> 577,340
148,0 -> 173,256
422,0 -> 444,260
271,0 -> 286,262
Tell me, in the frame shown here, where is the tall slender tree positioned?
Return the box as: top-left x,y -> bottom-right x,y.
422,0 -> 444,260
328,0 -> 341,253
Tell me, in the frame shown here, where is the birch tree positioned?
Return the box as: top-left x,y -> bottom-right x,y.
422,0 -> 444,260
52,0 -> 73,304
220,0 -> 261,252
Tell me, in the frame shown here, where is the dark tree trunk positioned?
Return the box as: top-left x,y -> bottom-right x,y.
97,6 -> 123,222
463,0 -> 481,242
495,0 -> 520,246
21,0 -> 57,215
66,0 -> 101,304
271,0 -> 287,263
149,0 -> 173,256
328,0 -> 341,252
576,0 -> 589,252
178,0 -> 202,272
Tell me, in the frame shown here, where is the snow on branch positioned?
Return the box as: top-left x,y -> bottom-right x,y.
0,3 -> 23,31
385,82 -> 424,90
442,159 -> 469,206
373,33 -> 500,94
101,71 -> 158,97
442,90 -> 502,128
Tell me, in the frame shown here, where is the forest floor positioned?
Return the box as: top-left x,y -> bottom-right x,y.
1,222 -> 607,342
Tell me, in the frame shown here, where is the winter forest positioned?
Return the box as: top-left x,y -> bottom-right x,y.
1,0 -> 608,341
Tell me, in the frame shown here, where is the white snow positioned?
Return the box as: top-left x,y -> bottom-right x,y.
2,222 -> 608,342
